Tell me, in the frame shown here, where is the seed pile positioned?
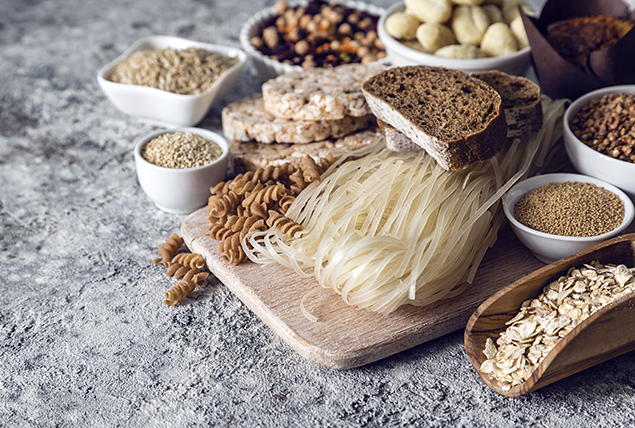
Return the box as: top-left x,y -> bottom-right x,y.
480,260 -> 635,391
514,181 -> 624,237
109,47 -> 238,95
142,132 -> 223,169
569,92 -> 635,163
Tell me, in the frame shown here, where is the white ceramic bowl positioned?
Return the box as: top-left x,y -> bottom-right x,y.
239,0 -> 386,81
97,35 -> 247,127
563,85 -> 635,201
503,173 -> 634,264
378,2 -> 531,75
134,127 -> 229,214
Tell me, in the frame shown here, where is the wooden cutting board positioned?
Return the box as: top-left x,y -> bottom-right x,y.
181,207 -> 547,369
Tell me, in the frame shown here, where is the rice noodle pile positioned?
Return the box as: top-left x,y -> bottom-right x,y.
244,97 -> 567,315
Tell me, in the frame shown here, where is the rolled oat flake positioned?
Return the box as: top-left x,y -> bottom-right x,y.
514,181 -> 624,237
142,132 -> 223,169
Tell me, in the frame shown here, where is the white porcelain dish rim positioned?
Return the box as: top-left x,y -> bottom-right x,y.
97,35 -> 247,99
503,173 -> 635,242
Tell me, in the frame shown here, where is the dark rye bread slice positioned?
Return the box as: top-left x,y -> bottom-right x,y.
378,71 -> 544,152
362,65 -> 507,171
472,70 -> 543,138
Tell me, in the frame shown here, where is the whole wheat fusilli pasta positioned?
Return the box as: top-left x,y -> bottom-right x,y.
163,279 -> 197,306
171,252 -> 206,269
153,233 -> 184,267
203,154 -> 335,264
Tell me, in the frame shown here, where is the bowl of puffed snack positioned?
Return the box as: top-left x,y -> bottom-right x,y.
240,0 -> 387,80
134,127 -> 229,214
377,0 -> 532,75
98,35 -> 246,127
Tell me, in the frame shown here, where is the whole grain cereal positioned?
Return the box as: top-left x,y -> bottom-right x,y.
569,92 -> 635,164
142,132 -> 223,169
109,47 -> 238,95
513,181 -> 624,237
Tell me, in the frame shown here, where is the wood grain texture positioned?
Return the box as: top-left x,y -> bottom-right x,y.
182,207 -> 546,369
464,233 -> 635,397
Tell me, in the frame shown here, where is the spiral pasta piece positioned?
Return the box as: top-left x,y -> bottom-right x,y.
166,262 -> 194,279
208,190 -> 241,220
217,233 -> 246,265
266,210 -> 304,238
165,262 -> 209,284
299,155 -> 322,183
204,222 -> 233,241
288,169 -> 310,194
153,233 -> 184,267
224,214 -> 264,233
242,183 -> 289,208
229,178 -> 258,196
171,252 -> 206,269
163,279 -> 197,306
277,195 -> 296,214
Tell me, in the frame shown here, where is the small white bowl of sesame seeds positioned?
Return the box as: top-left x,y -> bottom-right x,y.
134,127 -> 229,214
503,173 -> 634,264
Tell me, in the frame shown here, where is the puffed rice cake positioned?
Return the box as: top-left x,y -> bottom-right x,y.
222,94 -> 374,144
261,63 -> 387,121
229,128 -> 382,174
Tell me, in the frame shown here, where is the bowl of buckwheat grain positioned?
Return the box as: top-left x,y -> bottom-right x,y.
377,1 -> 533,75
564,85 -> 635,201
97,35 -> 246,127
503,173 -> 634,264
134,127 -> 229,214
240,0 -> 387,81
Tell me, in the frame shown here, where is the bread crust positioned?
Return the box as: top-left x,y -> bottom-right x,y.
362,65 -> 507,170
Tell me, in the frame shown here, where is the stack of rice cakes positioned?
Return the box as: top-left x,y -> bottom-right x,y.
222,64 -> 385,173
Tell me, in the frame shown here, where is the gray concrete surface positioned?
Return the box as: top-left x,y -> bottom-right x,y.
2,0 -> 635,426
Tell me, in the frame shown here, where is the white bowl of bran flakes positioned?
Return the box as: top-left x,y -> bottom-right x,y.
134,127 -> 229,214
564,85 -> 635,201
503,173 -> 634,264
98,35 -> 247,127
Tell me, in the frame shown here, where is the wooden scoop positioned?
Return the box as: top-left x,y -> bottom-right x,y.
464,233 -> 635,398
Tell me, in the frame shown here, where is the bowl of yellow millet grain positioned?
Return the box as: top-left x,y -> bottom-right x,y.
503,173 -> 634,264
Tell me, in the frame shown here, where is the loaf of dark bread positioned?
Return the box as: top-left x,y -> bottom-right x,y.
471,70 -> 543,138
362,66 -> 507,171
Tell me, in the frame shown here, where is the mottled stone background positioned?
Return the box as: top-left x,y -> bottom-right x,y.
2,0 -> 635,426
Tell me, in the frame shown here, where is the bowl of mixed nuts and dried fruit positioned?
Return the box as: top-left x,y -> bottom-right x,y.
564,85 -> 635,200
134,127 -> 229,214
98,35 -> 246,127
377,0 -> 532,75
503,173 -> 634,264
240,0 -> 387,80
